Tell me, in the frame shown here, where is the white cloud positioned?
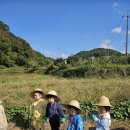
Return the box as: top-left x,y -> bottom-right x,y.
44,51 -> 69,59
112,27 -> 122,34
61,53 -> 69,59
100,39 -> 114,49
128,31 -> 130,35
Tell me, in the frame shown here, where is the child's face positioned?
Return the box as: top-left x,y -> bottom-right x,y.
33,92 -> 42,101
47,95 -> 55,103
69,107 -> 77,116
98,106 -> 107,114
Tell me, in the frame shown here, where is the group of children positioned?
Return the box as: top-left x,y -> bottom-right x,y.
29,88 -> 112,130
0,88 -> 112,130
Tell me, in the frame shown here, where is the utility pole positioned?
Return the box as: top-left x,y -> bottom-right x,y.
124,12 -> 130,57
106,43 -> 110,58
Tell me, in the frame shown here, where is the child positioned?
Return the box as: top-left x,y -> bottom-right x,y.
43,90 -> 65,130
64,100 -> 84,130
90,96 -> 112,130
30,88 -> 47,130
0,100 -> 8,130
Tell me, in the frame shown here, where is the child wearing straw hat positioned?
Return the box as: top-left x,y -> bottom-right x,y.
43,90 -> 65,130
64,100 -> 84,130
90,96 -> 112,130
29,88 -> 47,130
0,100 -> 8,130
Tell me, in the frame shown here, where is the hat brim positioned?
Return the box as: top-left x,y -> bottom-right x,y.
30,90 -> 46,99
95,103 -> 113,107
45,94 -> 61,101
63,104 -> 81,110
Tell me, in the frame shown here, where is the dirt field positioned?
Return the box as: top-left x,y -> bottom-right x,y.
8,120 -> 130,130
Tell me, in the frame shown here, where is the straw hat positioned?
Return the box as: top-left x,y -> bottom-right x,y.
30,88 -> 46,98
46,90 -> 60,101
64,100 -> 81,110
95,96 -> 112,107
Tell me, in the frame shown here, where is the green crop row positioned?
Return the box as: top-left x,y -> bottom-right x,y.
5,99 -> 130,129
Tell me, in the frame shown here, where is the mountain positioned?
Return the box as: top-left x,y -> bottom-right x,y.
0,21 -> 53,67
67,48 -> 122,62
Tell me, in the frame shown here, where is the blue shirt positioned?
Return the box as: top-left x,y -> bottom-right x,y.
45,102 -> 64,121
67,115 -> 84,130
94,113 -> 111,130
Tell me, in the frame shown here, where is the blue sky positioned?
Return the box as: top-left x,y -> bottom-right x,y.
0,0 -> 130,58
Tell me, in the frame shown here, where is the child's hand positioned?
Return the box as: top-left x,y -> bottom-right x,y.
89,113 -> 97,121
60,117 -> 66,124
42,115 -> 47,122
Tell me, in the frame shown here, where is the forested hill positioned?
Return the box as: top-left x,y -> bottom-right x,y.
0,21 -> 53,67
67,48 -> 122,61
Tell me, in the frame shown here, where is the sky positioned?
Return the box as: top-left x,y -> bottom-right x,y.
0,0 -> 130,59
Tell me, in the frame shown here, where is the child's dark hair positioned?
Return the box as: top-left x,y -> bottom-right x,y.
47,95 -> 59,102
104,106 -> 110,111
68,106 -> 81,114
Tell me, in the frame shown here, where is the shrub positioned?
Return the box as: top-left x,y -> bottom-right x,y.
5,105 -> 30,129
45,65 -> 130,78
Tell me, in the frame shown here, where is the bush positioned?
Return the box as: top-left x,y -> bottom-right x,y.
0,52 -> 14,67
80,99 -> 130,121
45,65 -> 130,78
5,105 -> 30,129
15,55 -> 27,66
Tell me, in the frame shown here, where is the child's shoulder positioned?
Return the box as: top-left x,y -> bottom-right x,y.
56,101 -> 61,105
75,114 -> 83,121
101,112 -> 111,119
53,101 -> 62,107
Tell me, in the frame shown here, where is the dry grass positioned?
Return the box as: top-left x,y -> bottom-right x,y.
0,73 -> 130,129
0,73 -> 130,105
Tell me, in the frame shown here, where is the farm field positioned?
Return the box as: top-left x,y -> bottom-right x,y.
8,120 -> 130,130
0,72 -> 130,105
0,71 -> 130,129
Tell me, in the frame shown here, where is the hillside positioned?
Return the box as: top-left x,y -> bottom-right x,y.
0,21 -> 53,68
67,48 -> 122,62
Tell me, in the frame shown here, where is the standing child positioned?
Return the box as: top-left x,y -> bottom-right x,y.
0,100 -> 8,130
64,100 -> 84,130
90,96 -> 112,130
43,90 -> 65,130
30,88 -> 47,130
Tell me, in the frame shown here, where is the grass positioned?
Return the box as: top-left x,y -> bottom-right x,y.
0,72 -> 130,106
0,68 -> 130,130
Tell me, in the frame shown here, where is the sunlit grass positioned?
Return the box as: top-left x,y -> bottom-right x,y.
0,72 -> 130,106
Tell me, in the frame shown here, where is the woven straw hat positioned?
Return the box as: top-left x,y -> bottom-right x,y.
64,100 -> 81,110
30,88 -> 46,98
95,96 -> 112,107
46,90 -> 60,101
